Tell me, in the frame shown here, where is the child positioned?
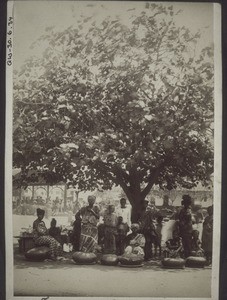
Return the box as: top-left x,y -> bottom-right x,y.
71,212 -> 82,251
154,215 -> 163,258
163,230 -> 184,258
48,218 -> 62,245
191,229 -> 204,257
116,216 -> 129,255
124,223 -> 145,257
103,205 -> 118,254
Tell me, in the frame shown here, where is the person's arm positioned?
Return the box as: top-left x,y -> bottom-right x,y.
89,207 -> 100,219
36,222 -> 48,236
175,239 -> 183,253
139,234 -> 145,248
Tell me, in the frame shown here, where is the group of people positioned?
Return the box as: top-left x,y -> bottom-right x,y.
32,194 -> 213,264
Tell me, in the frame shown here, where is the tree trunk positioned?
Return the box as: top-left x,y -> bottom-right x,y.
115,169 -> 155,223
131,202 -> 144,223
127,191 -> 146,223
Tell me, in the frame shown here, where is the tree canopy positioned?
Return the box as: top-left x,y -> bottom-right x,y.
13,4 -> 214,220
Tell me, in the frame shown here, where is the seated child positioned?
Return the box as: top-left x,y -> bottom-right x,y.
163,230 -> 184,258
116,216 -> 129,255
124,223 -> 145,257
191,229 -> 204,257
48,218 -> 62,245
154,215 -> 163,258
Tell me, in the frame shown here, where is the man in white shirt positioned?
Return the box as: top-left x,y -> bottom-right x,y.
116,198 -> 131,227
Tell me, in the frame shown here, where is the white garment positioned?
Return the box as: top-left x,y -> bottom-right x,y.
116,206 -> 131,227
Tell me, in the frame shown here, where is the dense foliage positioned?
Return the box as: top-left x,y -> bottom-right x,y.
13,4 -> 214,221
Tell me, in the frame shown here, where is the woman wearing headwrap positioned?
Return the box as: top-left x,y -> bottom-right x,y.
78,195 -> 100,253
33,208 -> 63,261
124,223 -> 145,257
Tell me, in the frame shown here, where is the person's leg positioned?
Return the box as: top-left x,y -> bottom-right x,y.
144,234 -> 153,260
35,236 -> 56,260
124,246 -> 133,255
182,234 -> 192,258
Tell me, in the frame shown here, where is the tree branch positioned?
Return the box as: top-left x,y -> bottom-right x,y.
141,159 -> 168,199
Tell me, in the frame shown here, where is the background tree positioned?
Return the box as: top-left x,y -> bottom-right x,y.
13,4 -> 214,222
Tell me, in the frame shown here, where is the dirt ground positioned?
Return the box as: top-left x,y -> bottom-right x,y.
14,250 -> 212,298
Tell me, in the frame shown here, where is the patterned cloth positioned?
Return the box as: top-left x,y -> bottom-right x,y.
79,224 -> 98,253
103,212 -> 118,254
33,219 -> 63,259
79,206 -> 100,253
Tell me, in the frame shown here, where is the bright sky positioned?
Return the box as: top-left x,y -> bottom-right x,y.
13,1 -> 214,71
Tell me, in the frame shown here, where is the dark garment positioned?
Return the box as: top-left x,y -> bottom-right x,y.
104,226 -> 117,254
181,233 -> 192,258
140,210 -> 156,260
71,219 -> 81,251
178,207 -> 193,258
202,215 -> 213,264
202,215 -> 213,252
143,232 -> 155,260
164,237 -> 183,258
116,234 -> 126,256
116,222 -> 128,255
98,223 -> 105,246
49,226 -> 62,244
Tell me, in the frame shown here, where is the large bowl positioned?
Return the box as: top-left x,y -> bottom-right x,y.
162,258 -> 186,269
186,256 -> 207,268
118,254 -> 144,266
100,254 -> 119,266
25,246 -> 50,262
72,251 -> 97,265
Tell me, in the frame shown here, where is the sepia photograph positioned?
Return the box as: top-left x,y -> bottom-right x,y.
5,1 -> 222,299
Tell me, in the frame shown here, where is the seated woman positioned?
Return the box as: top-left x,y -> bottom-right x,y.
33,208 -> 63,261
124,223 -> 145,257
163,230 -> 184,258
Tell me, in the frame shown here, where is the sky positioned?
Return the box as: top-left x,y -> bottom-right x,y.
12,1 -> 214,71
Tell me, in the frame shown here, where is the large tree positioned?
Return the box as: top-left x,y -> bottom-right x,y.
13,4 -> 214,222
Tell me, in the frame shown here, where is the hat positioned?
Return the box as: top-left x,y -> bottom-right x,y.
36,208 -> 45,215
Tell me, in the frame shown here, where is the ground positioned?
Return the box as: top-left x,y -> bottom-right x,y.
14,248 -> 212,298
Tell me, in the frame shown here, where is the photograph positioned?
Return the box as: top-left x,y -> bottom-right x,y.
5,1 -> 222,299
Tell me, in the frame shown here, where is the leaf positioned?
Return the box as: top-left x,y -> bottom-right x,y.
144,115 -> 153,121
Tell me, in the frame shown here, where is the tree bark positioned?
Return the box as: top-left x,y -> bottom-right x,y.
126,187 -> 146,223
